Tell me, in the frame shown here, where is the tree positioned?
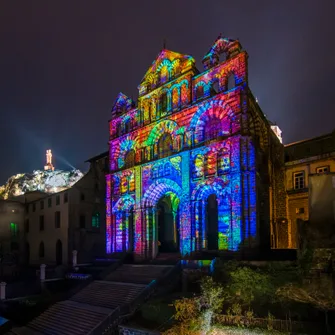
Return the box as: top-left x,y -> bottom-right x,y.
164,277 -> 224,335
225,267 -> 274,307
277,277 -> 335,334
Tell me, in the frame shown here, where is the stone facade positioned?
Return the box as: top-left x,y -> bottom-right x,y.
106,37 -> 285,259
24,154 -> 107,265
0,154 -> 107,266
285,130 -> 335,248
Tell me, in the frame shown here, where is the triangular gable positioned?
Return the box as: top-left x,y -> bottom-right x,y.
139,49 -> 196,87
111,92 -> 134,116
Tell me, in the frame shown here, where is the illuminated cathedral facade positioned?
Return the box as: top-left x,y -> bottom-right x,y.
106,37 -> 286,259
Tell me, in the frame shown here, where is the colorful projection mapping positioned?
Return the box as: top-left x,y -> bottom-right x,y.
106,37 -> 257,259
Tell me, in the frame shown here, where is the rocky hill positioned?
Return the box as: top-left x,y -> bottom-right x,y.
0,169 -> 83,199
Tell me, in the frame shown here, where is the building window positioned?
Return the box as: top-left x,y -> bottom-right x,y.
158,133 -> 173,158
32,203 -> 36,212
192,155 -> 204,179
64,192 -> 68,203
159,91 -> 168,116
316,166 -> 329,174
204,117 -> 221,141
92,212 -> 100,228
227,74 -> 235,90
124,150 -> 135,168
55,211 -> 61,228
39,242 -> 44,258
25,219 -> 29,233
48,198 -> 52,208
10,222 -> 18,237
293,172 -> 305,190
40,200 -> 44,210
39,215 -> 45,231
80,215 -> 86,229
80,193 -> 85,201
296,207 -> 305,214
196,84 -> 204,100
56,195 -> 60,205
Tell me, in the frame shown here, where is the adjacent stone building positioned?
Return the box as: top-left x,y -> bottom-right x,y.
24,154 -> 107,265
0,153 -> 107,266
106,37 -> 286,260
285,130 -> 335,248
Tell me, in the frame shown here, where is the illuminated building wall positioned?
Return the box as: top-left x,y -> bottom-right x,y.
106,37 -> 285,259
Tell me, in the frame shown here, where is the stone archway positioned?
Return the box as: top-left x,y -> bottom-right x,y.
157,194 -> 180,253
142,179 -> 183,258
112,195 -> 135,253
191,179 -> 231,251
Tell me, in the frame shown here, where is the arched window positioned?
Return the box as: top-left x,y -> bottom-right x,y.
158,133 -> 173,158
212,79 -> 220,94
124,118 -> 131,134
227,74 -> 235,90
124,149 -> 135,168
160,92 -> 168,116
196,85 -> 204,100
181,84 -> 188,106
193,154 -> 204,179
92,212 -> 100,228
172,87 -> 179,110
218,148 -> 230,174
204,117 -> 221,141
160,66 -> 169,84
143,100 -> 150,124
39,241 -> 44,258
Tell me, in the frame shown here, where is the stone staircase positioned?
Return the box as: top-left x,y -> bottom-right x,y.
7,264 -> 175,335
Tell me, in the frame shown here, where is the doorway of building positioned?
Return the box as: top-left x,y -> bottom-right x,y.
157,195 -> 179,253
207,194 -> 218,250
128,211 -> 134,252
56,239 -> 63,265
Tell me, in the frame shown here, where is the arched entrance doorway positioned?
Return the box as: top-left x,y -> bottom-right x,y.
206,194 -> 218,250
157,194 -> 179,253
56,239 -> 62,265
142,178 -> 184,258
127,211 -> 134,252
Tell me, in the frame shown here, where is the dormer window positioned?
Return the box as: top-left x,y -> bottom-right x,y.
196,85 -> 204,100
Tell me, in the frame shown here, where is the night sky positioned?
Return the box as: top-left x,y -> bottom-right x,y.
1,1 -> 334,184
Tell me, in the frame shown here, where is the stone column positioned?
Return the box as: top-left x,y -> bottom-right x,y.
194,200 -> 200,251
0,282 -> 6,300
152,208 -> 157,259
40,264 -> 46,282
201,200 -> 207,249
72,250 -> 78,267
